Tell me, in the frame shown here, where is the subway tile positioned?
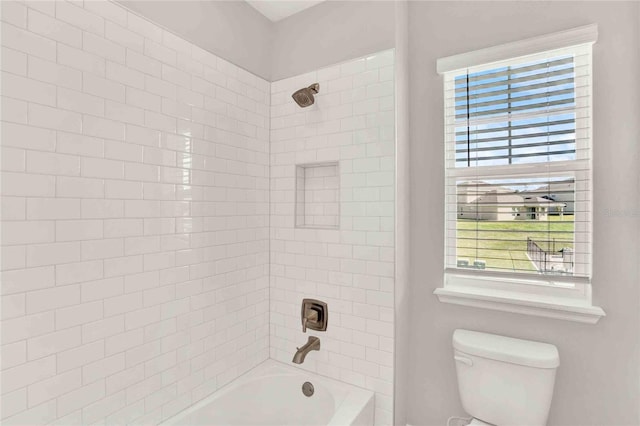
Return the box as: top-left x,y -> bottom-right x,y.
1,400 -> 57,425
1,72 -> 56,106
25,1 -> 55,16
104,292 -> 143,317
81,238 -> 124,260
125,86 -> 161,111
58,44 -> 105,76
81,157 -> 124,179
26,284 -> 80,314
104,218 -> 144,238
56,176 -> 105,199
125,163 -> 160,183
1,122 -> 55,152
57,87 -> 105,117
0,2 -> 290,423
27,368 -> 82,407
27,326 -> 80,361
162,64 -> 191,88
82,315 -> 125,344
0,46 -> 27,75
105,179 -> 143,200
83,73 -> 126,103
83,0 -> 127,25
27,198 -> 80,220
144,39 -> 177,66
1,221 -> 54,246
1,341 -> 27,370
125,124 -> 161,147
1,97 -> 28,124
126,49 -> 162,77
1,266 -> 55,295
105,21 -> 144,52
104,328 -> 144,356
83,32 -> 126,63
106,61 -> 145,89
1,388 -> 27,419
1,355 -> 56,394
28,7 -> 81,47
1,311 -> 55,345
26,241 -> 81,267
26,150 -> 81,175
82,353 -> 125,385
124,271 -> 159,294
56,380 -> 105,418
162,30 -> 193,56
28,56 -> 82,90
126,11 -> 162,41
145,75 -> 177,100
57,340 -> 105,373
56,260 -> 104,286
1,22 -> 56,60
56,301 -> 104,329
103,255 -> 143,278
124,373 -> 162,405
1,293 -> 25,320
105,366 -> 145,401
46,409 -> 82,426
55,0 -> 104,36
83,115 -> 125,140
82,389 -> 127,424
81,277 -> 124,303
105,100 -> 145,125
125,306 -> 161,333
1,1 -> 27,28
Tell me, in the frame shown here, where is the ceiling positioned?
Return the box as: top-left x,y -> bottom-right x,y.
245,0 -> 327,22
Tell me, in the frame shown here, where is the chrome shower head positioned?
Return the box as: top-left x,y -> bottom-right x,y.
292,83 -> 320,108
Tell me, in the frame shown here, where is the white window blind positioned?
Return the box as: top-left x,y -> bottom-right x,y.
444,44 -> 592,280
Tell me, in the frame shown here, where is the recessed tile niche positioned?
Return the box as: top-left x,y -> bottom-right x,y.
295,162 -> 340,229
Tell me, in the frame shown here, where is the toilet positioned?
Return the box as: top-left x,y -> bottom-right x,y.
452,329 -> 560,426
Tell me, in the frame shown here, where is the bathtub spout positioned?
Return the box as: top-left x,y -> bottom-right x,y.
292,336 -> 320,364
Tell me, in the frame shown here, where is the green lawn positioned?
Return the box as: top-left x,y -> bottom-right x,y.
456,215 -> 575,272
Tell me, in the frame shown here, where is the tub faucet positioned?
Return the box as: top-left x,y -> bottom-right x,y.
292,336 -> 320,364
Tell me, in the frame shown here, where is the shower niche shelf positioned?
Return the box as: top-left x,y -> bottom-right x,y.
295,162 -> 340,230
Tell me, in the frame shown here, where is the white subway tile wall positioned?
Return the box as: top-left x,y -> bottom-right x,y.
1,1 -> 270,424
270,51 -> 396,425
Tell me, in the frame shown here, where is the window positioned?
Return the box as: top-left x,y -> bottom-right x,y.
434,25 -> 605,323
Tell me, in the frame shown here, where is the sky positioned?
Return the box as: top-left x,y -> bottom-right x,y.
452,54 -> 577,169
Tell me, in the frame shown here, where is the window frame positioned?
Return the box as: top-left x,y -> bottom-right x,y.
433,25 -> 605,323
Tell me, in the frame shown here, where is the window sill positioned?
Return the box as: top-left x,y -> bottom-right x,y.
434,273 -> 606,324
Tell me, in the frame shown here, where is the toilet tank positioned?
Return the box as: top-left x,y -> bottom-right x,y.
453,329 -> 559,426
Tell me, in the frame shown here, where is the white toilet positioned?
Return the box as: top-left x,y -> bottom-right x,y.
452,329 -> 560,426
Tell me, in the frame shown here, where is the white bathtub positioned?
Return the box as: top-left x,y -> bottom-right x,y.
162,359 -> 374,426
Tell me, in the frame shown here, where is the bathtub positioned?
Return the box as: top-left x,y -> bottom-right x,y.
162,359 -> 374,426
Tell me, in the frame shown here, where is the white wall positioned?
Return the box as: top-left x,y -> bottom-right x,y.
392,2 -> 410,425
270,1 -> 396,81
269,51 -> 396,425
406,2 -> 640,425
117,0 -> 274,80
0,1 -> 270,423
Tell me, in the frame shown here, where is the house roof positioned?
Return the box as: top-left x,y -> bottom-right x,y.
468,192 -> 566,207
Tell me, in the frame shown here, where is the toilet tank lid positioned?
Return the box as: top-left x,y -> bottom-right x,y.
453,329 -> 559,369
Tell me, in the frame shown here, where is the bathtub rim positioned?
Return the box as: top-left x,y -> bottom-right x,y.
160,358 -> 375,426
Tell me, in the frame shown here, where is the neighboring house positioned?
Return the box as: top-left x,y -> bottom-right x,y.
520,178 -> 575,214
458,183 -> 567,220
